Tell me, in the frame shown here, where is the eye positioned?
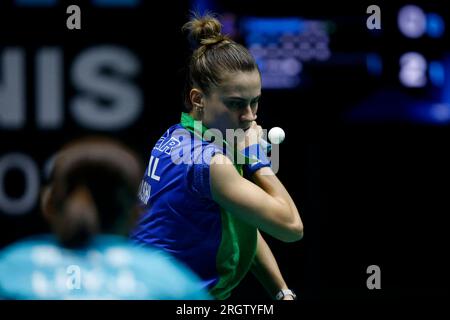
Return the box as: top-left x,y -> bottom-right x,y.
251,98 -> 260,108
227,101 -> 246,109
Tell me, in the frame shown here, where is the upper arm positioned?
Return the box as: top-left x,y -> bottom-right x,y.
209,154 -> 301,242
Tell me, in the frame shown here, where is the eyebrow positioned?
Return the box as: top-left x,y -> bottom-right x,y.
224,95 -> 261,102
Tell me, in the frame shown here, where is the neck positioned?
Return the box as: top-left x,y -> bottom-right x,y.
189,111 -> 203,121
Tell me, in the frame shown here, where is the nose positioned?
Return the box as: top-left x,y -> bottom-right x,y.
240,105 -> 257,122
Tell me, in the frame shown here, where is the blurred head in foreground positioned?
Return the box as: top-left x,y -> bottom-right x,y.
0,137 -> 210,300
41,137 -> 142,248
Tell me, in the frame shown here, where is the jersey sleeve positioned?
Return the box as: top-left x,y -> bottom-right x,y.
186,142 -> 223,201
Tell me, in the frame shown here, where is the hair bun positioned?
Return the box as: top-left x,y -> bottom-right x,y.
183,13 -> 223,48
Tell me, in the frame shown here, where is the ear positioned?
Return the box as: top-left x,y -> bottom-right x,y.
189,88 -> 204,110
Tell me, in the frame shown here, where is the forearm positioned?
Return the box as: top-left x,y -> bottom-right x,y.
251,167 -> 303,240
251,230 -> 289,299
251,167 -> 293,205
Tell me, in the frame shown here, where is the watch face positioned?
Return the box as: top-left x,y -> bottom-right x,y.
286,293 -> 296,299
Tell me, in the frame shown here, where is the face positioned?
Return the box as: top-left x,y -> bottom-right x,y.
198,70 -> 261,134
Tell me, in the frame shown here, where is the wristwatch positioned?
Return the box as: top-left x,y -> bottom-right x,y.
275,289 -> 297,300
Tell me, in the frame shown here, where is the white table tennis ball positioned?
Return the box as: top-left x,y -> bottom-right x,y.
268,127 -> 285,144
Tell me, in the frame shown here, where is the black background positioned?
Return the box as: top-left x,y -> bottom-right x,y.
0,0 -> 448,303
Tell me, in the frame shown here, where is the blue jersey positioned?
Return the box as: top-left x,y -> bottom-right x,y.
0,235 -> 210,300
131,113 -> 257,300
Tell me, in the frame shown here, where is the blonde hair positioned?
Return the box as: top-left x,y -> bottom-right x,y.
182,12 -> 259,110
